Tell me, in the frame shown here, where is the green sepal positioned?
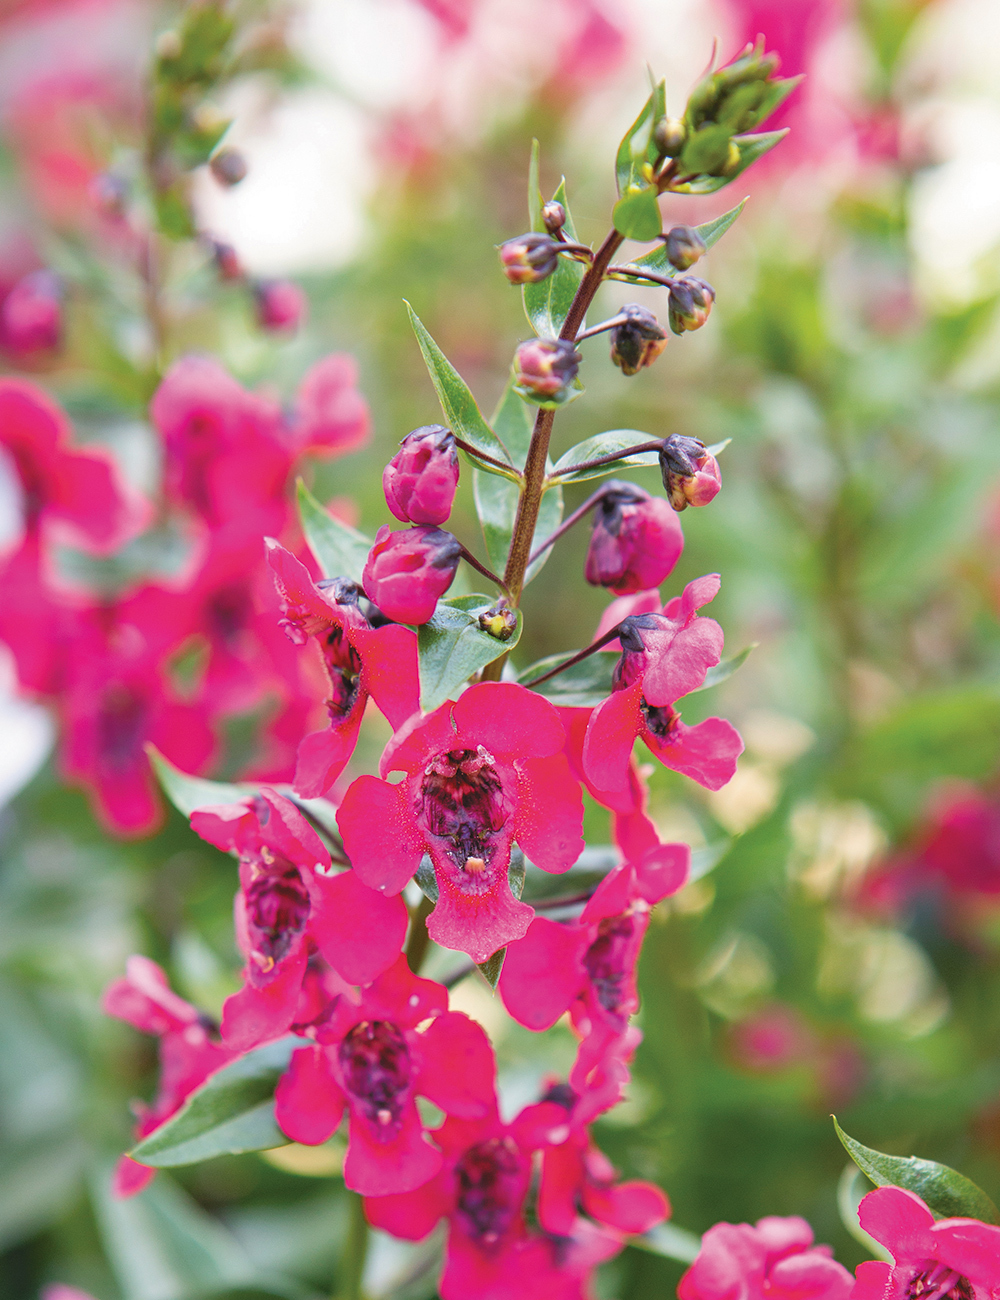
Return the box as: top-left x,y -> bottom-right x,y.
147,745 -> 251,818
612,185 -> 663,242
477,948 -> 506,989
833,1116 -> 1000,1224
405,303 -> 514,471
514,376 -> 583,411
672,130 -> 788,195
130,1039 -> 304,1167
615,79 -> 667,197
296,478 -> 372,584
523,172 -> 585,338
417,594 -> 522,713
631,199 -> 747,277
548,429 -> 660,485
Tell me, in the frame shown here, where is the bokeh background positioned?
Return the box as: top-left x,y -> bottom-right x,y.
4,0 -> 1000,1296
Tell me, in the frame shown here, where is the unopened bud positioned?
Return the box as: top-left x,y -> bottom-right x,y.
254,278 -> 306,332
89,172 -> 129,219
682,41 -> 787,176
499,233 -> 561,285
478,605 -> 517,641
383,424 -> 459,526
0,270 -> 62,355
664,225 -> 706,272
667,276 -> 714,335
362,525 -> 461,625
653,116 -> 686,157
210,148 -> 248,187
609,304 -> 668,377
542,201 -> 566,234
210,239 -> 243,281
584,481 -> 684,596
658,435 -> 721,511
513,338 -> 581,402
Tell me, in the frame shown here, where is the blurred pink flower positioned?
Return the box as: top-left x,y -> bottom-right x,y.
679,1214 -> 853,1300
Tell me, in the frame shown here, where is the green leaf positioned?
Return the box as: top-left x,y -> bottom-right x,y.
415,856 -> 439,903
673,130 -> 788,194
521,650 -> 619,709
612,186 -> 663,241
548,429 -> 661,485
130,1038 -> 302,1168
477,948 -> 506,988
691,644 -> 756,692
631,1222 -> 702,1264
833,1117 -> 1000,1225
417,594 -> 523,713
631,199 -> 747,276
296,479 -> 372,584
147,745 -> 251,818
523,178 -> 585,338
615,79 -> 667,196
405,303 -> 514,470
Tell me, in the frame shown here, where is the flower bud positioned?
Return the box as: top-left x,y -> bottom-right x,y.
210,148 -> 248,187
658,435 -> 721,511
667,277 -> 714,334
362,525 -> 461,624
513,338 -> 581,402
254,279 -> 306,332
383,424 -> 459,525
542,201 -> 566,234
680,41 -> 788,177
0,270 -> 62,355
478,605 -> 517,641
664,225 -> 706,272
210,239 -> 243,281
499,233 -> 561,285
609,304 -> 668,376
653,116 -> 686,157
584,481 -> 684,596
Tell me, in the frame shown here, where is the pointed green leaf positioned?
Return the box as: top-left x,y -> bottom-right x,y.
549,430 -> 661,485
521,650 -> 619,709
417,594 -> 522,713
131,1039 -> 303,1168
632,199 -> 747,276
296,479 -> 372,584
147,745 -> 251,818
477,948 -> 506,989
523,178 -> 585,338
691,645 -> 756,692
833,1117 -> 1000,1225
612,185 -> 663,241
615,80 -> 666,196
673,130 -> 788,194
405,303 -> 513,468
631,1222 -> 702,1264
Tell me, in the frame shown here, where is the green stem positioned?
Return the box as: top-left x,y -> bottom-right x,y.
547,439 -> 664,482
404,893 -> 435,973
335,1189 -> 370,1300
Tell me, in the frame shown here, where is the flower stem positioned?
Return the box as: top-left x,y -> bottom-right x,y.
547,439 -> 664,482
606,263 -> 684,290
404,893 -> 435,974
457,543 -> 510,597
452,435 -> 519,475
520,622 -> 624,690
335,1190 -> 370,1300
525,484 -> 610,567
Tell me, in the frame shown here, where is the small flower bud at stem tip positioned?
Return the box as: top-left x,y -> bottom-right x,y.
664,225 -> 706,272
499,233 -> 561,284
609,304 -> 668,376
210,148 -> 248,187
542,201 -> 566,234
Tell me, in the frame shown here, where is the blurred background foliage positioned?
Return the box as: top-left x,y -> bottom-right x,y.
4,0 -> 1000,1296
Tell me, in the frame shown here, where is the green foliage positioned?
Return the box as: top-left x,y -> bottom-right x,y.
615,79 -> 667,197
523,148 -> 585,338
672,130 -> 788,195
548,429 -> 661,484
417,594 -> 523,711
631,199 -> 747,276
296,479 -> 372,584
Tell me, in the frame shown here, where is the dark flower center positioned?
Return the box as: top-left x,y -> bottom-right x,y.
418,747 -> 507,869
640,699 -> 678,740
323,625 -> 362,721
97,682 -> 148,772
583,914 -> 637,1013
454,1136 -> 522,1246
244,856 -> 311,969
905,1262 -> 974,1300
338,1020 -> 412,1127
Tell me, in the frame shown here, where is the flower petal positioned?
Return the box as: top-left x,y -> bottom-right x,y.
582,1178 -> 669,1235
220,945 -> 307,1050
499,918 -> 586,1030
513,754 -> 584,873
583,683 -> 642,796
453,682 -> 566,758
275,1044 -> 346,1145
644,716 -> 743,791
354,624 -> 421,729
310,870 -> 408,985
337,776 -> 425,894
293,710 -> 366,799
856,1186 -> 936,1258
418,1012 -> 495,1119
363,1172 -> 453,1241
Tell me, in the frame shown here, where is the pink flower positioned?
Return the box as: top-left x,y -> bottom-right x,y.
190,789 -> 408,1050
255,279 -> 307,332
659,436 -> 722,512
679,1215 -> 853,1300
0,268 -> 62,354
513,337 -> 581,401
852,1186 -> 1000,1300
337,682 -> 584,963
584,482 -> 684,596
275,954 -> 495,1195
291,353 -> 371,458
42,1287 -> 100,1300
267,539 -> 421,796
102,955 -> 237,1198
383,424 -> 460,525
582,575 -> 744,798
362,524 -> 462,625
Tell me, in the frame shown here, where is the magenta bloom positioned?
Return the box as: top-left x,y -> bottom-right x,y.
0,268 -> 62,354
852,1186 -> 1000,1300
583,575 -> 743,798
383,424 -> 460,525
267,540 -> 420,796
337,682 -> 584,963
584,481 -> 684,596
275,955 -> 495,1195
362,524 -> 462,625
679,1215 -> 853,1300
539,1124 -> 669,1238
103,955 -> 237,1199
255,278 -> 307,331
190,789 -> 408,1050
291,353 -> 371,458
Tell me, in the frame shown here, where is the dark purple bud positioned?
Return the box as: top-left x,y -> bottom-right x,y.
254,278 -> 306,331
383,424 -> 459,526
609,304 -> 668,376
208,238 -> 243,281
584,481 -> 684,596
513,337 -> 581,402
0,270 -> 62,355
664,225 -> 706,272
542,201 -> 566,234
658,435 -> 721,511
210,148 -> 249,187
362,525 -> 461,625
667,276 -> 715,334
499,233 -> 561,285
